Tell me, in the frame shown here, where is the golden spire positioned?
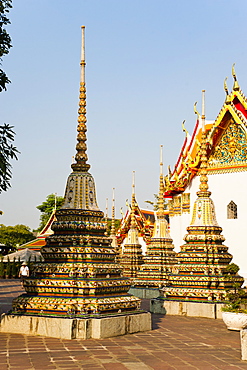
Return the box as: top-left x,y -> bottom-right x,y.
126,171 -> 140,244
130,171 -> 136,228
152,145 -> 170,238
198,89 -> 208,195
157,145 -> 165,214
190,90 -> 218,226
71,26 -> 90,172
110,188 -> 116,236
201,90 -> 205,132
232,63 -> 240,91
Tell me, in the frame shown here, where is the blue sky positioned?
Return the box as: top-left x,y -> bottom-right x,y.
1,0 -> 247,230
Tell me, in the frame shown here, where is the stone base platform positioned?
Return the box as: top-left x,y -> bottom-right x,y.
128,287 -> 160,299
150,298 -> 225,319
0,311 -> 151,340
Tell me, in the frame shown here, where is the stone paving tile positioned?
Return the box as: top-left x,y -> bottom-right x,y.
2,280 -> 247,369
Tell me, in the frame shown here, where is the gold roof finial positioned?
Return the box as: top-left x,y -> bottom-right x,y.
194,101 -> 201,119
232,63 -> 240,91
182,120 -> 189,138
71,26 -> 90,172
224,77 -> 229,95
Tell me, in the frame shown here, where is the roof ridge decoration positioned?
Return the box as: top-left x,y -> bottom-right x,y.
165,67 -> 247,198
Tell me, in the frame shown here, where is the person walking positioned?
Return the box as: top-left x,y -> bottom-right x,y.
19,262 -> 29,287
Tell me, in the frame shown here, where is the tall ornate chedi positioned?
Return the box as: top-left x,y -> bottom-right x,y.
163,99 -> 244,302
135,146 -> 177,288
121,172 -> 144,278
12,27 -> 140,317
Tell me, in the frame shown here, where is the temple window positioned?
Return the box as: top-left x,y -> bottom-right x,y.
227,201 -> 237,219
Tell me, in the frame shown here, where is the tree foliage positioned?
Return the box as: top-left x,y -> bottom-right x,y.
0,0 -> 12,92
36,194 -> 64,232
0,2 -> 18,192
0,123 -> 19,192
0,224 -> 35,249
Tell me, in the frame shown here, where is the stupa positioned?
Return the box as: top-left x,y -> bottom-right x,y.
134,146 -> 176,295
0,27 -> 151,339
151,93 -> 244,318
121,172 -> 144,278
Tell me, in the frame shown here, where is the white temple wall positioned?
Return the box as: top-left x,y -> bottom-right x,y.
169,171 -> 247,285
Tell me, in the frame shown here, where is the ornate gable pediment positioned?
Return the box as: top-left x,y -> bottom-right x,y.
208,118 -> 247,173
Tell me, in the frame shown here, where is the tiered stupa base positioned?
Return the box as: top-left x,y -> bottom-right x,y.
0,311 -> 151,339
150,297 -> 225,319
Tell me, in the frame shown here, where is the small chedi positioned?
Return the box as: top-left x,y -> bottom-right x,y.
11,27 -> 141,319
161,102 -> 244,304
121,173 -> 144,278
135,146 -> 177,288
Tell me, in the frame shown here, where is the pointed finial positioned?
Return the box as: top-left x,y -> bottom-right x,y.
105,198 -> 108,220
131,171 -> 136,228
71,26 -> 90,172
157,145 -> 165,214
54,193 -> 57,210
160,145 -> 163,176
194,102 -> 201,118
198,130 -> 210,196
224,77 -> 229,95
182,120 -> 189,138
132,170 -> 135,197
232,63 -> 240,91
201,90 -> 206,132
111,188 -> 116,236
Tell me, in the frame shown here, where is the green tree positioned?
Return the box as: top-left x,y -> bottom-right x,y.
0,0 -> 12,92
0,2 -> 18,193
0,257 -> 5,278
0,224 -> 35,249
0,124 -> 19,192
145,194 -> 168,211
5,255 -> 10,277
36,194 -> 64,232
105,218 -> 121,236
12,256 -> 17,278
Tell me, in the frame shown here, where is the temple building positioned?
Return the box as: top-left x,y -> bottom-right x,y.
2,27 -> 151,339
18,210 -> 56,251
165,67 -> 247,283
117,192 -> 156,256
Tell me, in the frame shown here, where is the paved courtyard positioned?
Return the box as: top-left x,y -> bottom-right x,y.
1,280 -> 247,369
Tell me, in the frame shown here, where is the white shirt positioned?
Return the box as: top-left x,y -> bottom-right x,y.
20,266 -> 29,276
